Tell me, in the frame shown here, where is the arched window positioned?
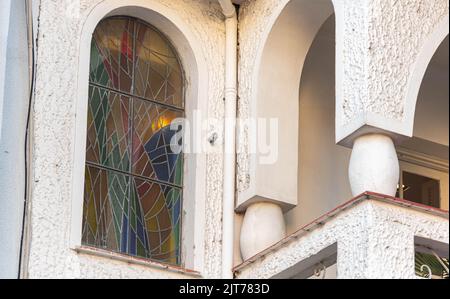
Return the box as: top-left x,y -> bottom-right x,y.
82,16 -> 184,265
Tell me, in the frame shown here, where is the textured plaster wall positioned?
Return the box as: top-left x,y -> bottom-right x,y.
337,0 -> 449,138
236,200 -> 449,279
236,0 -> 449,194
366,0 -> 449,122
236,0 -> 287,193
27,0 -> 226,279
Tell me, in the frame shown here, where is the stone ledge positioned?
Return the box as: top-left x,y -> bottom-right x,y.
74,246 -> 202,278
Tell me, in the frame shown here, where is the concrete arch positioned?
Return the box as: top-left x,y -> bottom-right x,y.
70,0 -> 209,272
403,16 -> 449,137
238,0 -> 335,210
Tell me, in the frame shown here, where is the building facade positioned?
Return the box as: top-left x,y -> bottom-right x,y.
0,0 -> 448,279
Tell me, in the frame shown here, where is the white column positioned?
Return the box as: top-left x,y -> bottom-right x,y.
337,201 -> 417,279
348,134 -> 400,196
240,202 -> 286,261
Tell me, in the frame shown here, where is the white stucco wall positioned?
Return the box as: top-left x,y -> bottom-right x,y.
0,0 -> 30,279
336,0 -> 449,141
236,0 -> 288,195
26,0 -> 226,279
366,0 -> 449,137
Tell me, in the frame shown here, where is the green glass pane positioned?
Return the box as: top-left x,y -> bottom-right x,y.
86,85 -> 131,172
82,166 -> 131,252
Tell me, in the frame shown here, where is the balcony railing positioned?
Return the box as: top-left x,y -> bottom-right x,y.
415,240 -> 449,279
234,192 -> 449,279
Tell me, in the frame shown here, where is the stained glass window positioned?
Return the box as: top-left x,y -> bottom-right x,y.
82,17 -> 184,265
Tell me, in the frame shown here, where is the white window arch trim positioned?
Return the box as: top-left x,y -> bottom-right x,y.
69,0 -> 209,273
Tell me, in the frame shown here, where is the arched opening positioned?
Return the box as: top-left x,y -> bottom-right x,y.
242,0 -> 335,208
285,14 -> 352,233
398,36 -> 449,210
238,0 -> 336,210
237,0 -> 345,263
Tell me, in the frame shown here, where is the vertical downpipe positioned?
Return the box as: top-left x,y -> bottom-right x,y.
218,0 -> 238,279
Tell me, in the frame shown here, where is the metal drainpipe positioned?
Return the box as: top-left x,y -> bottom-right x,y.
217,0 -> 238,279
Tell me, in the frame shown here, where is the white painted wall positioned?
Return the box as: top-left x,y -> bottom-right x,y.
0,0 -> 12,138
0,0 -> 30,279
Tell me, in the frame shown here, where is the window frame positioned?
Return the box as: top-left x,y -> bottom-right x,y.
81,15 -> 187,265
397,149 -> 449,210
69,3 -> 210,274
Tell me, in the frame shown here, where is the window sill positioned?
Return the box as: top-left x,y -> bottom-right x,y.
73,246 -> 202,278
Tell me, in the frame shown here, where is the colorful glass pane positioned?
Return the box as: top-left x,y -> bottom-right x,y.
135,22 -> 184,108
82,17 -> 184,265
131,178 -> 181,264
132,98 -> 184,186
86,86 -> 131,172
90,18 -> 134,93
82,166 -> 130,252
